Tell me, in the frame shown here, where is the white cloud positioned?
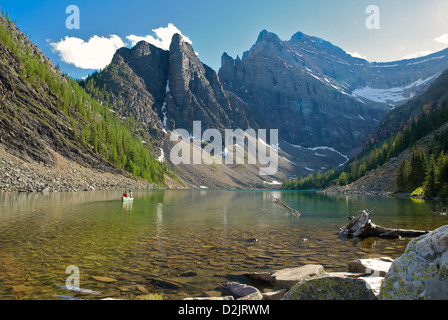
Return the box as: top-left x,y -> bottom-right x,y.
126,23 -> 192,50
403,50 -> 434,60
435,34 -> 448,45
346,51 -> 367,60
49,35 -> 125,70
49,24 -> 191,70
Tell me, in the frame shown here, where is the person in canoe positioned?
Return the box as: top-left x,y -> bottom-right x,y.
122,190 -> 134,201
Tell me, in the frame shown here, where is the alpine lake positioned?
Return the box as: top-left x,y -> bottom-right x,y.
0,189 -> 446,300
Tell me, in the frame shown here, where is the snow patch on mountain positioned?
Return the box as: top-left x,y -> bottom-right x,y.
281,156 -> 297,165
351,73 -> 441,105
285,142 -> 350,167
407,55 -> 445,66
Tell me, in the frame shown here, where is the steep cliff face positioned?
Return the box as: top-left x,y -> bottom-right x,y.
165,33 -> 255,132
219,30 -> 448,153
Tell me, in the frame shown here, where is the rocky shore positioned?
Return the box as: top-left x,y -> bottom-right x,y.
318,185 -> 394,197
183,224 -> 448,300
0,146 -> 155,193
319,184 -> 448,203
182,258 -> 391,301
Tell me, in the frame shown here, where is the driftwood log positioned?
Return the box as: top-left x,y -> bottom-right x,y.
339,208 -> 429,239
268,193 -> 301,217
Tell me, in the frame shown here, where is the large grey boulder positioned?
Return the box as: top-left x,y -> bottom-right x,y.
282,274 -> 378,300
380,224 -> 448,300
271,264 -> 325,290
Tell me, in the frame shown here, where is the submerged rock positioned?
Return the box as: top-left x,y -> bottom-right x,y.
91,276 -> 118,283
380,224 -> 448,300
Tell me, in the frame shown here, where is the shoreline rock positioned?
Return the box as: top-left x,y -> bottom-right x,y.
380,224 -> 448,300
319,185 -> 447,202
271,264 -> 325,290
223,282 -> 262,299
282,274 -> 379,300
348,257 -> 394,276
183,260 -> 389,301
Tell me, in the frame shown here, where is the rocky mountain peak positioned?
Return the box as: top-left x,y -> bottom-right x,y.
133,40 -> 161,56
169,33 -> 196,55
290,31 -> 306,42
221,52 -> 237,69
113,40 -> 168,67
169,33 -> 184,50
255,29 -> 282,46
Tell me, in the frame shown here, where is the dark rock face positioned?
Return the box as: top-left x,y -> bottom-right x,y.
87,41 -> 169,130
166,33 -> 234,131
219,30 -> 448,153
165,34 -> 258,133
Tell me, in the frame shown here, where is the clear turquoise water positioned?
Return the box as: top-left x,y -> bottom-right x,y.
0,189 -> 446,300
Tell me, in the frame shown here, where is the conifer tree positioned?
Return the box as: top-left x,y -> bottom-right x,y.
395,159 -> 408,191
424,156 -> 437,197
409,147 -> 427,188
350,156 -> 358,182
437,152 -> 448,192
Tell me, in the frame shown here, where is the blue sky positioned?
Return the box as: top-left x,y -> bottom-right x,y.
1,0 -> 448,79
